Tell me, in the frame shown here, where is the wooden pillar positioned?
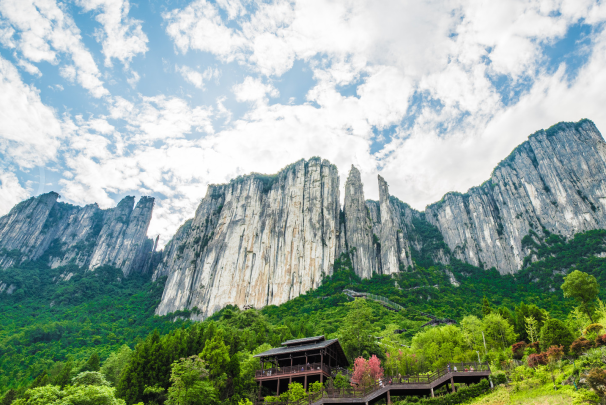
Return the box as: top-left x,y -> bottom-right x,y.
450,376 -> 455,393
387,390 -> 391,404
305,352 -> 308,370
304,375 -> 308,390
277,378 -> 280,396
430,387 -> 434,398
258,381 -> 262,400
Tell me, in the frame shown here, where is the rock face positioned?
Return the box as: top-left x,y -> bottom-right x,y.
154,158 -> 341,318
343,166 -> 377,278
4,119 -> 606,316
0,192 -> 155,276
425,120 -> 606,274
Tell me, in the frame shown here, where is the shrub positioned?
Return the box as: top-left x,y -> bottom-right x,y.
527,353 -> 547,368
540,319 -> 575,352
596,334 -> 606,347
570,337 -> 594,355
394,379 -> 490,404
511,341 -> 527,360
587,368 -> 606,398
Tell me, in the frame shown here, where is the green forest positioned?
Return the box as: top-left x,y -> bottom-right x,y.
4,229 -> 606,404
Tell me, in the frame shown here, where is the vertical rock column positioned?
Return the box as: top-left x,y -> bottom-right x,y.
343,166 -> 377,278
378,175 -> 402,274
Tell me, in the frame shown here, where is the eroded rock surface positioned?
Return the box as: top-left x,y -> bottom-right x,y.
154,158 -> 341,318
425,120 -> 606,274
0,192 -> 155,275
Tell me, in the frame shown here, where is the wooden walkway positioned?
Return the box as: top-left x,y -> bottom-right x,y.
311,363 -> 491,405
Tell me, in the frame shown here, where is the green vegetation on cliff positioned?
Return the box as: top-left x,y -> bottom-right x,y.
4,228 -> 606,403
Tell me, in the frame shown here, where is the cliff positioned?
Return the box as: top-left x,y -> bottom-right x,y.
0,192 -> 155,276
425,119 -> 606,274
3,119 -> 606,316
154,158 -> 341,318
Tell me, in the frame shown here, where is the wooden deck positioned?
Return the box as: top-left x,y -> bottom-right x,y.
311,364 -> 491,405
255,362 -> 491,405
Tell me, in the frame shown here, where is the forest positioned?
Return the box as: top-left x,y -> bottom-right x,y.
4,229 -> 606,404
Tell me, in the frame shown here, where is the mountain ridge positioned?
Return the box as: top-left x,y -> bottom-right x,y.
2,119 -> 606,319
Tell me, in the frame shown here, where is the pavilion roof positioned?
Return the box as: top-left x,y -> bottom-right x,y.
253,338 -> 349,367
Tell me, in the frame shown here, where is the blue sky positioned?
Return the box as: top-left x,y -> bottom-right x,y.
2,0 -> 606,245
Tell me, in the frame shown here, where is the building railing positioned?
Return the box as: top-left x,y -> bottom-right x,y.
256,362 -> 331,378
255,362 -> 491,404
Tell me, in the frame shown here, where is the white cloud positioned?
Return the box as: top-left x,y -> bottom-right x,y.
126,70 -> 139,88
176,65 -> 220,90
0,56 -> 64,169
232,76 -> 279,103
164,0 -> 246,60
76,0 -> 148,67
0,170 -> 30,216
0,0 -> 109,97
17,58 -> 41,77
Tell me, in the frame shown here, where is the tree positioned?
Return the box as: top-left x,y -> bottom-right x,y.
1,389 -> 17,405
368,355 -> 384,382
100,345 -> 132,386
481,297 -> 492,317
200,333 -> 230,381
166,355 -> 217,405
286,382 -> 306,402
53,361 -> 73,389
525,316 -> 539,343
10,386 -> 63,405
514,302 -> 548,342
540,319 -> 575,352
339,299 -> 377,361
481,313 -> 517,350
81,352 -> 101,373
351,355 -> 383,387
562,270 -> 599,322
71,371 -> 110,387
587,368 -> 606,400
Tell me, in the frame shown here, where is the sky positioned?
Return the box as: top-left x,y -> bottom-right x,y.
1,0 -> 606,246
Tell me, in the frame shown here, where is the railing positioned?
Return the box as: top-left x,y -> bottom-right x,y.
256,362 -> 331,378
255,362 -> 491,404
343,289 -> 405,312
365,293 -> 406,311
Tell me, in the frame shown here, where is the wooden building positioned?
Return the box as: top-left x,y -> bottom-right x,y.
253,335 -> 349,399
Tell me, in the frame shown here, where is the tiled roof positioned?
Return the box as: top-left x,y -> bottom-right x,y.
281,335 -> 325,346
254,338 -> 337,358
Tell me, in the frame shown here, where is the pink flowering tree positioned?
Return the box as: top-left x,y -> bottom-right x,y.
351,357 -> 369,386
351,355 -> 384,387
368,355 -> 384,381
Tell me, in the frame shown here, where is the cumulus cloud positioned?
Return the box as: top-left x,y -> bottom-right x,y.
176,64 -> 220,90
0,171 -> 30,215
0,0 -> 109,97
5,0 -> 606,247
232,76 -> 279,103
76,0 -> 148,67
0,56 -> 64,169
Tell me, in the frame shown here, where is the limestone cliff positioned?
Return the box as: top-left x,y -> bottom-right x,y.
4,119 -> 606,316
154,158 -> 341,318
0,192 -> 155,275
425,119 -> 606,274
342,166 -> 377,278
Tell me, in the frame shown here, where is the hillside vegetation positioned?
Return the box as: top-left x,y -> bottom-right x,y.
3,229 -> 606,403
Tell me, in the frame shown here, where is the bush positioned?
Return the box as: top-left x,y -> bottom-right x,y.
511,341 -> 527,360
540,319 -> 575,352
527,353 -> 547,368
492,371 -> 507,385
394,379 -> 490,404
571,337 -> 594,355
